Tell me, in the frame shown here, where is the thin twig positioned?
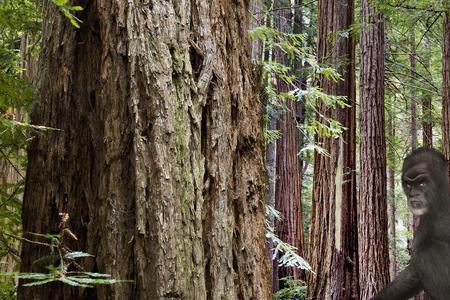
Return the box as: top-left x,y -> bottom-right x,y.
0,148 -> 25,180
1,231 -> 51,248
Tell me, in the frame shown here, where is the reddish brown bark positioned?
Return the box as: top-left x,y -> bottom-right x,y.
387,165 -> 397,281
422,40 -> 433,149
18,1 -> 271,299
443,12 -> 450,181
307,0 -> 358,299
410,30 -> 418,151
358,0 -> 390,298
422,92 -> 433,148
409,32 -> 423,300
387,107 -> 397,281
273,2 -> 305,283
275,96 -> 304,280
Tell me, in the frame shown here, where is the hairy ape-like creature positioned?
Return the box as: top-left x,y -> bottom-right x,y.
372,148 -> 450,300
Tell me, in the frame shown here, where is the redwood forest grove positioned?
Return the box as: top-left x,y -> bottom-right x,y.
0,0 -> 450,299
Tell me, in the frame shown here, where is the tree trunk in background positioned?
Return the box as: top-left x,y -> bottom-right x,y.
412,28 -> 427,300
0,34 -> 37,276
408,31 -> 423,300
292,0 -> 307,259
18,1 -> 271,299
443,12 -> 450,180
410,29 -> 418,151
275,94 -> 304,281
422,33 -> 433,149
292,0 -> 307,176
249,0 -> 278,292
386,107 -> 397,281
359,1 -> 390,298
307,1 -> 358,299
422,93 -> 433,148
409,29 -> 421,252
249,0 -> 265,62
273,0 -> 305,283
267,115 -> 279,292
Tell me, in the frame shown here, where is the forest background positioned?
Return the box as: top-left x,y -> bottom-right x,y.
0,0 -> 449,299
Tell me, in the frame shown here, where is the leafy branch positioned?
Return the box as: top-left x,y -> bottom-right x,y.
1,213 -> 127,288
51,0 -> 83,28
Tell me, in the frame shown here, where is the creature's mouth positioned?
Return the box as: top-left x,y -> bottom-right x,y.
409,200 -> 424,209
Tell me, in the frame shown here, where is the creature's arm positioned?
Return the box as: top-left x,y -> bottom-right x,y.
371,264 -> 423,300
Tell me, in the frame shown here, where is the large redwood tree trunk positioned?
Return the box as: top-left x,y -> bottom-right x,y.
358,0 -> 390,298
18,1 -> 271,299
307,0 -> 359,299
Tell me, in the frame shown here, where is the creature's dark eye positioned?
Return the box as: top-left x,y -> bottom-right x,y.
405,183 -> 411,189
419,182 -> 426,187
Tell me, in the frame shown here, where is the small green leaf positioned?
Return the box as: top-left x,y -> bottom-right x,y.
23,278 -> 58,287
64,251 -> 94,260
81,272 -> 112,278
69,18 -> 80,28
58,277 -> 93,288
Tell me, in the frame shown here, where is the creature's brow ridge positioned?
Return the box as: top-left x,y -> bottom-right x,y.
404,173 -> 429,182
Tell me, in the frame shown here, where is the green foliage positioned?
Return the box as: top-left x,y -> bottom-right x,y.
273,278 -> 307,300
0,276 -> 15,300
295,87 -> 348,139
1,230 -> 126,288
3,270 -> 121,288
250,24 -> 348,153
377,0 -> 450,12
0,0 -> 41,35
265,205 -> 313,273
264,128 -> 281,145
0,0 -> 42,295
50,0 -> 83,28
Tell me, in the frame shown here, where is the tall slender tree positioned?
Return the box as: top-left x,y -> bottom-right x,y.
0,34 -> 35,278
422,35 -> 433,148
250,0 -> 265,62
272,0 -> 305,283
443,12 -> 450,180
358,0 -> 390,298
410,28 -> 418,151
409,32 -> 421,297
307,0 -> 359,299
386,104 -> 397,281
18,1 -> 270,299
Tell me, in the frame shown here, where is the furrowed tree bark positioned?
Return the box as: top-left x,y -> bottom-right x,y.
386,106 -> 397,281
422,35 -> 433,148
307,0 -> 359,299
443,12 -> 450,180
358,0 -> 390,298
273,0 -> 305,284
18,1 -> 271,299
410,29 -> 418,151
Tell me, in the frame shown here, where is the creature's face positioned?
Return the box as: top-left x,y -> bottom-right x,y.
402,162 -> 433,216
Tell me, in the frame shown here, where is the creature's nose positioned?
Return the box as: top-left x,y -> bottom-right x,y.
409,189 -> 421,197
